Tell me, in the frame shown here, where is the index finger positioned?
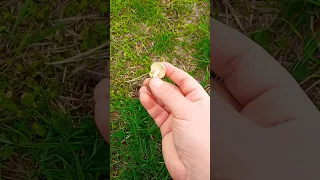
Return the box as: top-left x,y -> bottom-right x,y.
161,62 -> 209,101
211,18 -> 317,125
211,18 -> 293,105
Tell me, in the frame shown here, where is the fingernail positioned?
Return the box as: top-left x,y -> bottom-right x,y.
150,78 -> 163,87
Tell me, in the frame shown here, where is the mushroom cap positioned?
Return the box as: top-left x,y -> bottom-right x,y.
149,62 -> 166,78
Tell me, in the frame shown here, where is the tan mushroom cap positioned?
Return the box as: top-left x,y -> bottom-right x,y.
149,62 -> 166,78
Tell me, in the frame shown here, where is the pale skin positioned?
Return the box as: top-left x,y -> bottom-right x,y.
211,18 -> 320,179
93,78 -> 110,143
93,17 -> 320,179
139,62 -> 210,180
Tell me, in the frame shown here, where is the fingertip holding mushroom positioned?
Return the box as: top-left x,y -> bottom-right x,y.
149,62 -> 166,78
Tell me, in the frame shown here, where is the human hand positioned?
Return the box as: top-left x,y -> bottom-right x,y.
94,78 -> 110,143
211,18 -> 320,179
139,62 -> 210,180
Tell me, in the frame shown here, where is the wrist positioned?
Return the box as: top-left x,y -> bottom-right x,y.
187,167 -> 210,180
186,155 -> 210,180
188,140 -> 210,180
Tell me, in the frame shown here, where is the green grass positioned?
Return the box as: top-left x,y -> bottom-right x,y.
212,0 -> 320,109
0,0 -> 109,179
110,0 -> 210,179
4,0 -> 319,179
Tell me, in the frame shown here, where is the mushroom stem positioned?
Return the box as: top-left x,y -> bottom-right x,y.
153,70 -> 160,78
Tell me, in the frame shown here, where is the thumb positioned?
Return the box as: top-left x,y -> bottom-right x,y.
149,77 -> 190,117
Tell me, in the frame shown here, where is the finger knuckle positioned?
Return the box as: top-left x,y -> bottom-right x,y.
164,87 -> 176,95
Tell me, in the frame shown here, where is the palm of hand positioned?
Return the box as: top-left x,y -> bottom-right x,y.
159,97 -> 209,180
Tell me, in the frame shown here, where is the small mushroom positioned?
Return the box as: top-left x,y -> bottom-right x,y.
149,62 -> 166,78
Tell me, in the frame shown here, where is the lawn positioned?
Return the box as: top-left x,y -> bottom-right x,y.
1,0 -> 318,179
0,0 -> 109,179
110,0 -> 210,179
212,0 -> 320,109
